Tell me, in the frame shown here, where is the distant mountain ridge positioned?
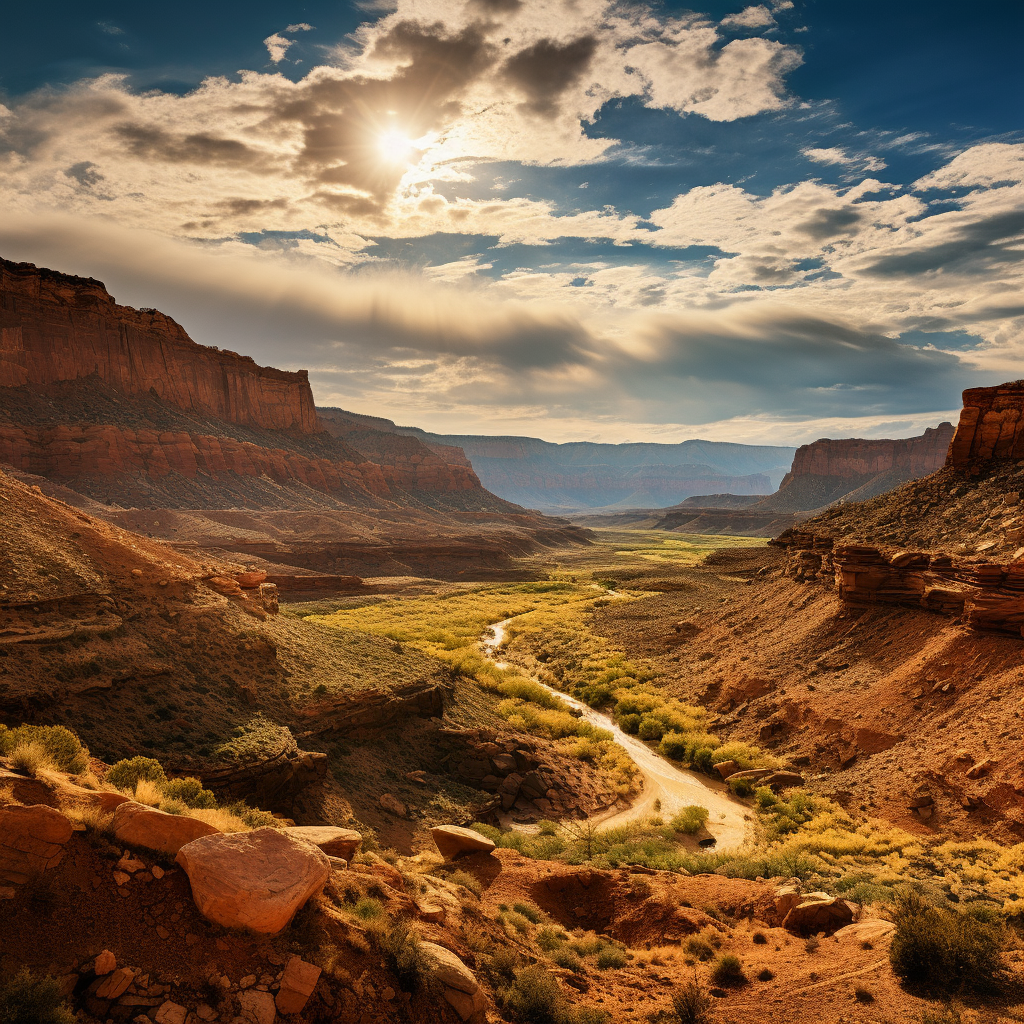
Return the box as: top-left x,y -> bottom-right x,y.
318,408 -> 796,512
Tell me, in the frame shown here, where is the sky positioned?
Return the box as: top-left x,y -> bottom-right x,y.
1,1 -> 1022,444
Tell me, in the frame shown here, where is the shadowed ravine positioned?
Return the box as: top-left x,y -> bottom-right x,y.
480,617 -> 749,849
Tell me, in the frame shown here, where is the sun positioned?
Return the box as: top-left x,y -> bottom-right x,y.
378,128 -> 416,164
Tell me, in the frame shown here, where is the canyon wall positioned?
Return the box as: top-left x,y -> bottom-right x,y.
0,258 -> 318,433
777,423 -> 955,490
947,381 -> 1024,471
754,423 -> 955,512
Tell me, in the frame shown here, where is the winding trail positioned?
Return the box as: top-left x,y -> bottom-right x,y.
481,617 -> 749,850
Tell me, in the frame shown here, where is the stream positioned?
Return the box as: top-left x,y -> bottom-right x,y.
481,618 -> 748,850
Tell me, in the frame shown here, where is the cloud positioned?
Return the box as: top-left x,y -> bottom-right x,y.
97,22 -> 124,36
803,146 -> 887,173
286,23 -> 315,33
501,36 -> 598,117
263,33 -> 294,63
721,5 -> 776,29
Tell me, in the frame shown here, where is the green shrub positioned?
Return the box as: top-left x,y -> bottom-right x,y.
552,949 -> 582,972
752,931 -> 767,945
162,777 -> 216,809
757,968 -> 774,982
754,786 -> 777,809
537,926 -> 566,951
595,947 -> 626,970
671,806 -> 710,835
889,893 -> 1004,994
619,714 -> 641,735
513,902 -> 543,924
354,897 -> 383,921
684,935 -> 715,962
710,954 -> 745,987
659,733 -> 689,760
638,717 -> 665,741
0,725 -> 87,774
447,869 -> 482,896
0,968 -> 75,1024
729,778 -> 754,798
505,911 -> 533,935
670,978 -> 715,1024
372,921 -> 434,992
498,965 -> 574,1023
107,756 -> 166,792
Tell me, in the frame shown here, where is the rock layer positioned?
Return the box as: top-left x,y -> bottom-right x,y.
948,381 -> 1024,470
0,258 -> 318,433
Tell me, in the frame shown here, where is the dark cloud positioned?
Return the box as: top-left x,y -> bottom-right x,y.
609,313 -> 992,421
794,206 -> 861,240
864,209 -> 1024,277
214,198 -> 290,216
115,124 -> 259,166
501,36 -> 597,117
469,0 -> 523,11
64,161 -> 103,187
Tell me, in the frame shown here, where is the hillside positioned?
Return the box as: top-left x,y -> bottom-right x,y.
0,258 -> 587,577
318,407 -> 795,511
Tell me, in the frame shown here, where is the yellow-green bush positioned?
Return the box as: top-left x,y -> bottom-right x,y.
0,724 -> 88,774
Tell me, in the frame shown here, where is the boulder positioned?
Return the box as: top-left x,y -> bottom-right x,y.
419,942 -> 487,1022
59,782 -> 129,815
431,826 -> 496,860
176,827 -> 330,934
155,1001 -> 189,1024
772,884 -> 803,923
94,950 -> 116,976
283,826 -> 360,861
379,793 -> 408,818
94,968 -> 132,1000
112,801 -> 219,856
782,892 -> 856,935
0,804 -> 74,884
239,990 -> 277,1024
714,760 -> 738,780
275,956 -> 321,1015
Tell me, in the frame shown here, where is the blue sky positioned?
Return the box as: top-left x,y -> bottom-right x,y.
1,0 -> 1022,443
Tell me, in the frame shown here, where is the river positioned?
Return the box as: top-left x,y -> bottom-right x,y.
481,618 -> 748,850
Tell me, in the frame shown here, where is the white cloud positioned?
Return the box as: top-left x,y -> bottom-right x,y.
263,33 -> 294,63
286,23 -> 314,32
721,5 -> 776,29
803,146 -> 887,173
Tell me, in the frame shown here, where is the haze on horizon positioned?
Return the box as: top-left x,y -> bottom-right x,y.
1,0 -> 1021,446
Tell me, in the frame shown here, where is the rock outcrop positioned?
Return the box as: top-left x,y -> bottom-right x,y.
947,381 -> 1024,471
175,827 -> 330,934
772,532 -> 1024,635
0,258 -> 318,433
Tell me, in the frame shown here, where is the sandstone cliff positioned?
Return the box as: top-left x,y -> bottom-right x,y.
0,258 -> 318,433
947,380 -> 1024,470
753,422 -> 955,512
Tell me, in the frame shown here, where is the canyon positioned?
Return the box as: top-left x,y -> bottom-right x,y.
0,258 -> 585,577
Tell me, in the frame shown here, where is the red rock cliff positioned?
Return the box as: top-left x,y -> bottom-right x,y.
947,381 -> 1024,471
779,423 -> 955,488
0,258 -> 319,433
